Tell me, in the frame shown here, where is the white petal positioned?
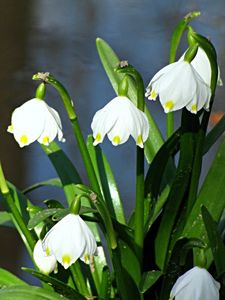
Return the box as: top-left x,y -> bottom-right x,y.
170,267 -> 220,300
91,96 -> 149,147
43,214 -> 97,269
159,62 -> 197,112
9,98 -> 64,147
33,240 -> 57,274
11,99 -> 46,147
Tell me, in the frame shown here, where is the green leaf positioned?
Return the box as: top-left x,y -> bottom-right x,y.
155,129 -> 195,270
28,208 -> 64,230
112,247 -> 141,300
43,199 -> 64,209
96,37 -> 164,163
204,114 -> 225,154
169,11 -> 200,63
41,142 -> 82,204
202,206 -> 225,276
99,266 -> 111,300
144,129 -> 180,198
23,178 -> 62,194
87,135 -> 126,224
22,268 -> 85,300
0,268 -> 27,287
139,270 -> 162,293
0,285 -> 69,300
0,212 -> 12,227
183,138 -> 225,264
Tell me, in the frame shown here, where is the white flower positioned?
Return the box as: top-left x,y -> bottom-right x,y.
91,96 -> 149,148
145,60 -> 211,114
170,266 -> 220,300
179,47 -> 223,87
43,214 -> 97,269
33,240 -> 57,274
7,98 -> 65,147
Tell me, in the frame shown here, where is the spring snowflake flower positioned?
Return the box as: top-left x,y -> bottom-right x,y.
179,47 -> 223,87
145,60 -> 211,114
91,96 -> 149,147
33,240 -> 57,274
170,266 -> 220,300
43,214 -> 97,269
7,98 -> 65,147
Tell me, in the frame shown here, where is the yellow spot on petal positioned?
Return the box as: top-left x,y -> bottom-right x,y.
164,101 -> 174,112
150,90 -> 157,100
191,103 -> 197,113
20,135 -> 28,145
62,254 -> 71,269
113,135 -> 120,145
7,124 -> 14,133
45,247 -> 51,256
95,133 -> 101,142
84,254 -> 90,263
42,136 -> 50,145
136,135 -> 143,147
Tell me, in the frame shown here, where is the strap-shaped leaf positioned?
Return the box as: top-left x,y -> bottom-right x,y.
155,130 -> 194,270
87,135 -> 126,224
139,270 -> 162,293
0,268 -> 27,287
202,206 -> 225,277
96,37 -> 164,163
0,212 -> 12,227
41,142 -> 82,204
182,138 -> 225,263
22,268 -> 85,300
23,178 -> 62,194
0,285 -> 69,300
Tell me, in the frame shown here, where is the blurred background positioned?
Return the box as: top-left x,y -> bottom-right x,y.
0,0 -> 225,282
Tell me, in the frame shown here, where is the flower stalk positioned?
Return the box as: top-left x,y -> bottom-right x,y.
116,64 -> 145,254
32,73 -> 101,195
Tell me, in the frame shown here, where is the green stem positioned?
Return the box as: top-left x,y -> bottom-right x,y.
70,262 -> 90,297
0,162 -> 35,255
166,112 -> 174,138
33,73 -> 101,195
116,65 -> 145,254
71,119 -> 100,194
134,148 -> 144,252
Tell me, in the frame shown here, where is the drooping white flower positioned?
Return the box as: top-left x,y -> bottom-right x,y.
7,98 -> 65,147
33,240 -> 57,274
43,214 -> 97,269
179,47 -> 223,87
170,266 -> 220,300
145,60 -> 211,114
91,96 -> 149,148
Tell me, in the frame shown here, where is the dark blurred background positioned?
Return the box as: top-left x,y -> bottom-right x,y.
0,0 -> 224,282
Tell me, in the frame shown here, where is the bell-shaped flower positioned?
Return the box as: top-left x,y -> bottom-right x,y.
145,60 -> 211,114
91,96 -> 149,148
179,47 -> 223,87
43,214 -> 97,269
170,266 -> 220,300
7,98 -> 65,147
33,240 -> 58,274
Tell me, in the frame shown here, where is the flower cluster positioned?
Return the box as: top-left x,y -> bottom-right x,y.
33,214 -> 97,273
